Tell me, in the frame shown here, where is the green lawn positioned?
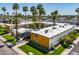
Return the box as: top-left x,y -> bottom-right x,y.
19,44 -> 44,55
3,35 -> 16,45
49,46 -> 65,55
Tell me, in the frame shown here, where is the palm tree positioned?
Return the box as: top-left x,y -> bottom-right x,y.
51,10 -> 58,25
6,12 -> 9,21
2,7 -> 6,20
37,4 -> 46,29
30,6 -> 37,30
7,12 -> 9,16
23,6 -> 28,32
12,3 -> 19,40
75,8 -> 79,27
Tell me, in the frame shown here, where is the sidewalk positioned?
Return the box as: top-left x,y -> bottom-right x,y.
0,36 -> 7,42
61,37 -> 79,55
12,41 -> 28,55
0,36 -> 28,55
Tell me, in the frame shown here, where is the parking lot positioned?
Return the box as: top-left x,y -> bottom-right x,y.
0,40 -> 18,55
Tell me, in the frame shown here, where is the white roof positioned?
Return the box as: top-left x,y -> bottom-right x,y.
20,21 -> 53,25
12,28 -> 33,34
5,24 -> 15,27
20,21 -> 33,25
31,23 -> 74,38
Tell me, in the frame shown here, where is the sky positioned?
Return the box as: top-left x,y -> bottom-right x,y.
0,3 -> 79,15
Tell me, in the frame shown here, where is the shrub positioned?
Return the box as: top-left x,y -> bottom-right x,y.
62,42 -> 69,48
61,36 -> 72,48
0,26 -> 7,35
3,35 -> 16,45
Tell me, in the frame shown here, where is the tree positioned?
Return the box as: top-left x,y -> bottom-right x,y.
61,36 -> 72,48
66,16 -> 72,23
30,6 -> 37,30
64,36 -> 72,44
51,10 -> 58,25
6,12 -> 9,20
37,4 -> 46,29
17,13 -> 23,18
75,8 -> 79,27
23,6 -> 28,32
2,7 -> 6,20
12,3 -> 19,40
7,12 -> 9,17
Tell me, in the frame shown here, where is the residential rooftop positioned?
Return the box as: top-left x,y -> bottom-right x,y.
12,28 -> 33,34
31,23 -> 75,38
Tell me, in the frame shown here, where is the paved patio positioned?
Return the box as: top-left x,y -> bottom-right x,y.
0,40 -> 18,55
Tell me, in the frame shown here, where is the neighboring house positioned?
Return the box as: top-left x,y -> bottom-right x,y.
12,28 -> 33,39
30,23 -> 75,49
5,24 -> 15,32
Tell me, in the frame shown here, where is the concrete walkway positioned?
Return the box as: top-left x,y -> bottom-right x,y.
61,37 -> 79,55
12,41 -> 28,55
0,36 -> 7,42
0,36 -> 18,55
0,36 -> 28,55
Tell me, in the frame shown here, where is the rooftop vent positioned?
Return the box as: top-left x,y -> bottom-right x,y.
45,30 -> 48,33
62,26 -> 64,28
59,25 -> 64,28
65,24 -> 67,26
52,27 -> 56,29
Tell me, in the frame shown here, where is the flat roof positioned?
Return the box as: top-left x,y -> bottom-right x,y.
20,21 -> 53,25
5,24 -> 15,27
12,28 -> 33,34
31,23 -> 75,38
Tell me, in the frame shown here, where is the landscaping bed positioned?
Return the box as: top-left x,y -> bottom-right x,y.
19,44 -> 44,55
0,26 -> 7,35
60,30 -> 79,48
3,35 -> 16,45
48,46 -> 65,55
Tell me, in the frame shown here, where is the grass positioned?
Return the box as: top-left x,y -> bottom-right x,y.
19,44 -> 44,55
3,35 -> 16,45
49,46 -> 65,55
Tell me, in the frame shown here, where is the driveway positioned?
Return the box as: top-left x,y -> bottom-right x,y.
0,40 -> 18,55
68,42 -> 79,55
